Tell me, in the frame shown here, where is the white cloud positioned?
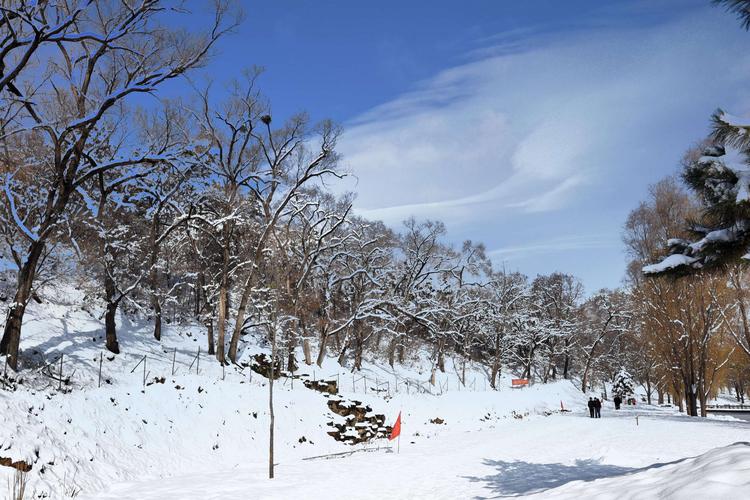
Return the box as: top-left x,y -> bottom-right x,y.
488,234 -> 617,262
337,10 -> 750,221
332,8 -> 750,289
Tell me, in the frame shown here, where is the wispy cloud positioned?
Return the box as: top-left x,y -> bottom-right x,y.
337,9 -> 750,223
333,7 -> 750,290
488,234 -> 617,262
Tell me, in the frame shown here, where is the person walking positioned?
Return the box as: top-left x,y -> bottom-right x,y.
594,398 -> 602,418
588,397 -> 595,418
614,395 -> 622,410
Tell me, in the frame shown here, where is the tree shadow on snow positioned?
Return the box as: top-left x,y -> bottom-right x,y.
465,458 -> 633,498
464,457 -> 685,498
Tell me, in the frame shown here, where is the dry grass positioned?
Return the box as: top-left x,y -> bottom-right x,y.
8,468 -> 28,500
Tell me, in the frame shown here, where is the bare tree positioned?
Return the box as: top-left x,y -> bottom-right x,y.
0,0 -> 235,369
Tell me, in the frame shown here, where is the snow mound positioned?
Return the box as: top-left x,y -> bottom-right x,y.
532,442 -> 750,499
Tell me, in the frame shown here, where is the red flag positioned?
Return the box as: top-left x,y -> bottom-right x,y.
389,412 -> 401,441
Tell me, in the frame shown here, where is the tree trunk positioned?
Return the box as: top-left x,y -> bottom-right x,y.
316,330 -> 328,367
229,286 -> 249,363
353,339 -> 363,371
206,314 -> 215,356
0,240 -> 45,370
684,380 -> 698,417
268,325 -> 276,479
216,282 -> 227,364
149,219 -> 161,341
302,338 -> 312,366
543,359 -> 553,383
490,332 -> 502,389
105,301 -> 120,354
337,342 -> 348,367
104,271 -> 120,354
388,337 -> 397,368
490,354 -> 501,389
152,296 -> 162,341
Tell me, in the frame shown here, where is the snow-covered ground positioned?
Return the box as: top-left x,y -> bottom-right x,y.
2,294 -> 750,499
85,404 -> 750,500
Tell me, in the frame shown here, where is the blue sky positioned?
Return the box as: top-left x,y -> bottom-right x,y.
186,0 -> 750,293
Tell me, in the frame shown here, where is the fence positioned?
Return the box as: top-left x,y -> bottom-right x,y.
0,347 -> 497,398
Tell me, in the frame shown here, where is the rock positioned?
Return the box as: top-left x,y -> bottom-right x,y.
303,379 -> 338,394
249,354 -> 282,380
326,397 -> 392,445
0,456 -> 31,472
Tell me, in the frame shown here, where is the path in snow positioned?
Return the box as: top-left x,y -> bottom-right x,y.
86,405 -> 750,499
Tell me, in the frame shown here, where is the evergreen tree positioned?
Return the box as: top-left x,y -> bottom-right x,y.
644,1 -> 750,275
611,368 -> 635,398
714,1 -> 750,30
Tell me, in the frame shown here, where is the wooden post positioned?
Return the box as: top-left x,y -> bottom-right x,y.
397,415 -> 401,454
59,354 -> 63,391
98,352 -> 103,388
142,355 -> 147,388
171,348 -> 176,376
364,376 -> 367,394
222,362 -> 226,381
196,346 -> 200,375
352,375 -> 355,393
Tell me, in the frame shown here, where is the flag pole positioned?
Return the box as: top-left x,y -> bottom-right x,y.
398,407 -> 402,454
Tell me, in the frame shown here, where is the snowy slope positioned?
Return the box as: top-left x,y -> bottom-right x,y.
0,294 -> 583,498
2,292 -> 750,498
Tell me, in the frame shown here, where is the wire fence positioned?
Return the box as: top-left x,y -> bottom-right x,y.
1,347 -> 496,398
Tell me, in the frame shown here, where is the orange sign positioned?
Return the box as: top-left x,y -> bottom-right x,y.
512,379 -> 529,386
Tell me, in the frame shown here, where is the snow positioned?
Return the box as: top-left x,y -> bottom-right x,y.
642,254 -> 698,274
3,174 -> 40,242
699,145 -> 750,204
527,442 -> 750,499
718,111 -> 750,129
1,290 -> 749,499
83,405 -> 750,500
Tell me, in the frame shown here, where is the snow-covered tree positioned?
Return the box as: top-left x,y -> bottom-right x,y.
0,0 -> 236,370
611,368 -> 635,398
644,3 -> 750,276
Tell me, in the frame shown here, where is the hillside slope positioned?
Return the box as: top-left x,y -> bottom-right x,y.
0,295 -> 581,498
